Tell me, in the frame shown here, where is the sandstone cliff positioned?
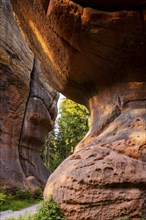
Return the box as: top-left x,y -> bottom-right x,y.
0,0 -> 58,191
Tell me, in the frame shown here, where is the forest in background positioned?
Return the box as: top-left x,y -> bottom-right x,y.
42,98 -> 90,171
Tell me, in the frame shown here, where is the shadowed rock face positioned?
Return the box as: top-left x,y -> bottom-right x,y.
10,0 -> 146,218
19,58 -> 58,191
0,1 -> 58,191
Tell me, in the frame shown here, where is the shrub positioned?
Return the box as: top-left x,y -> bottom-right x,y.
34,198 -> 65,220
0,187 -> 41,212
33,188 -> 43,200
0,192 -> 7,206
6,198 -> 65,220
14,188 -> 32,200
6,214 -> 34,220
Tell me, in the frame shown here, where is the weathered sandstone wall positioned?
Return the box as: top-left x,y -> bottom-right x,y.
0,0 -> 58,191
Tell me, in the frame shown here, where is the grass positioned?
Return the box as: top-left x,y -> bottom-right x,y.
0,188 -> 42,212
6,213 -> 35,220
5,198 -> 65,220
0,199 -> 39,212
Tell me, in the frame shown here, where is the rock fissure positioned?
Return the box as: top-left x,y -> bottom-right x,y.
30,96 -> 51,115
18,57 -> 58,189
62,196 -> 145,206
58,180 -> 146,190
19,153 -> 36,171
0,1 -> 58,191
18,57 -> 35,174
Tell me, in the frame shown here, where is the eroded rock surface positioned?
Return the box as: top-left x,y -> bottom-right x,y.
44,99 -> 146,220
10,0 -> 146,218
0,0 -> 58,191
20,58 -> 58,190
10,0 -> 146,103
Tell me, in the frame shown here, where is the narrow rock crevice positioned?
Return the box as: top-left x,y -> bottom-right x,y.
18,57 -> 35,178
17,57 -> 58,188
19,152 -> 36,170
30,96 -> 50,114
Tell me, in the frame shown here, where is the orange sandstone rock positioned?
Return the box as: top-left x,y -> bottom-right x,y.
0,0 -> 58,191
10,0 -> 146,218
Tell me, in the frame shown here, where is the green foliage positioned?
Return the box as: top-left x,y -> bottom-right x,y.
0,198 -> 39,212
33,188 -> 43,200
34,198 -> 65,220
6,213 -> 34,220
14,188 -> 32,200
6,218 -> 16,220
5,187 -> 43,200
1,199 -> 39,212
45,98 -> 89,171
57,98 -> 89,154
0,192 -> 7,206
6,198 -> 65,220
0,188 -> 42,212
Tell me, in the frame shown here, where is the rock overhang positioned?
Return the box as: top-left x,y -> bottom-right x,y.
10,0 -> 146,106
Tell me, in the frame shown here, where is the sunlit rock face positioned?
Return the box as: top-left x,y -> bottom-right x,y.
10,0 -> 146,218
0,0 -> 58,192
10,0 -> 146,103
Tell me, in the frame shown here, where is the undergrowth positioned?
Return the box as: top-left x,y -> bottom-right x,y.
5,197 -> 65,220
0,188 -> 42,212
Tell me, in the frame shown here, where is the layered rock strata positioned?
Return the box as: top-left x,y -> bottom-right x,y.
0,0 -> 58,191
10,0 -> 146,218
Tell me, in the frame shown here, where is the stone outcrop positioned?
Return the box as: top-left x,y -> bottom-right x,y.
10,0 -> 146,219
44,98 -> 146,220
0,0 -> 58,191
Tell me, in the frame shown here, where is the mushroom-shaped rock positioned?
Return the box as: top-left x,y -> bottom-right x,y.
10,0 -> 146,218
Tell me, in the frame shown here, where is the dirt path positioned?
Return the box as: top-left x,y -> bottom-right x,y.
0,203 -> 40,220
